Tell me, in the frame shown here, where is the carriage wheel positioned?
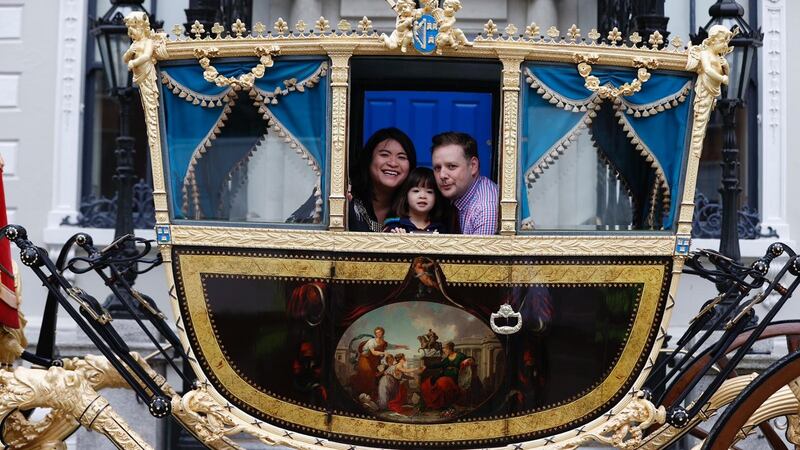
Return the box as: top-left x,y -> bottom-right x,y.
644,320 -> 800,449
700,349 -> 800,449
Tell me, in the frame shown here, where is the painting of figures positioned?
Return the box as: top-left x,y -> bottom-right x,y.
335,301 -> 504,422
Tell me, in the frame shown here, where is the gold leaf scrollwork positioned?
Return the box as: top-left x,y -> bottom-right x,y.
558,392 -> 666,450
0,364 -> 155,449
194,45 -> 281,89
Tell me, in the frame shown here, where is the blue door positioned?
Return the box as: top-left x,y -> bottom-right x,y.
363,91 -> 494,178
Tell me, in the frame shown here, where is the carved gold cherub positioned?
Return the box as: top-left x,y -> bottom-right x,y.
123,12 -> 159,85
381,0 -> 417,53
435,0 -> 472,53
687,24 -> 732,107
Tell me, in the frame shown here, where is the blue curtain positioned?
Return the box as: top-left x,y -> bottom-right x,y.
160,58 -> 329,219
520,64 -> 694,229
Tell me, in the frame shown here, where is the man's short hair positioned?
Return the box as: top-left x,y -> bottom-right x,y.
431,132 -> 478,160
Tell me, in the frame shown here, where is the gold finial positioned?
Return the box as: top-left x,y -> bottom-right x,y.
231,19 -> 246,37
338,19 -> 352,32
607,27 -> 622,45
274,18 -> 288,35
211,22 -> 225,38
670,36 -> 684,50
253,21 -> 266,37
524,22 -> 540,38
190,20 -> 205,39
567,24 -> 580,41
505,23 -> 518,36
649,30 -> 664,48
295,20 -> 307,33
546,25 -> 559,39
358,16 -> 373,34
629,32 -> 642,45
171,24 -> 185,39
587,28 -> 601,43
483,20 -> 497,37
315,16 -> 330,33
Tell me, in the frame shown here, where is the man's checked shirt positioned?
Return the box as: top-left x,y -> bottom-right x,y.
453,175 -> 498,235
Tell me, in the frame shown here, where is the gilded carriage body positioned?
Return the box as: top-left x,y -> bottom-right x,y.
124,8 -> 730,449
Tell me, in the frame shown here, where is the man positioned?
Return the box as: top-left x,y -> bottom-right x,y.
431,132 -> 498,235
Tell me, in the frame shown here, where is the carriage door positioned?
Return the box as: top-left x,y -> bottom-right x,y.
363,91 -> 493,177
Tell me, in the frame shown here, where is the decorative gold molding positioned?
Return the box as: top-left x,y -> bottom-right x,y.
498,52 -> 524,235
557,391 -> 666,450
169,224 -> 677,255
324,45 -> 354,231
156,27 -> 692,72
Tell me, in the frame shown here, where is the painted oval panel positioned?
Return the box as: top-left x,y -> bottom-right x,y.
335,301 -> 504,422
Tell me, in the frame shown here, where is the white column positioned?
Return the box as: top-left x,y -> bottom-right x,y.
46,0 -> 87,230
759,0 -> 791,241
290,0 -> 323,29
527,0 -> 557,27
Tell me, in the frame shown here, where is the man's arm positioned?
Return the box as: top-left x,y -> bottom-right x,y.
470,207 -> 498,235
470,182 -> 499,235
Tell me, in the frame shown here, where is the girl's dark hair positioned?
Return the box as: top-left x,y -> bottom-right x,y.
351,128 -> 418,213
393,167 -> 447,223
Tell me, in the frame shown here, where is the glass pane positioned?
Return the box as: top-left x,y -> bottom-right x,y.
518,63 -> 694,232
230,133 -> 321,223
525,130 -> 633,230
161,58 -> 329,225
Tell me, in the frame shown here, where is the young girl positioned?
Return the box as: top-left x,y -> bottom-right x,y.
383,167 -> 448,233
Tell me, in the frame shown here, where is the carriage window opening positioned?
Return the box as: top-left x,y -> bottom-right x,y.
519,63 -> 694,232
159,58 -> 329,225
348,58 -> 502,234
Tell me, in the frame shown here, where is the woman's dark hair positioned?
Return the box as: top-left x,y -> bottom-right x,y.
351,128 -> 418,212
444,341 -> 455,352
393,167 -> 447,223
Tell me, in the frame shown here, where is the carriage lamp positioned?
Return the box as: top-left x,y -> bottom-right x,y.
692,0 -> 762,262
92,0 -> 161,318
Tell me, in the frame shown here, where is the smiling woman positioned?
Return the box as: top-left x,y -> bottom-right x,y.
348,128 -> 418,231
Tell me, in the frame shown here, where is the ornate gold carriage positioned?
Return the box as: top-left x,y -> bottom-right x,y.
132,4 -> 727,449
6,4 -> 799,450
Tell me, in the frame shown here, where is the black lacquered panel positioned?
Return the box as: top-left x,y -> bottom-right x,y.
174,248 -> 669,448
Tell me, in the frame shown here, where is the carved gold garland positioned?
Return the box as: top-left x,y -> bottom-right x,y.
194,45 -> 281,89
574,53 -> 660,100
